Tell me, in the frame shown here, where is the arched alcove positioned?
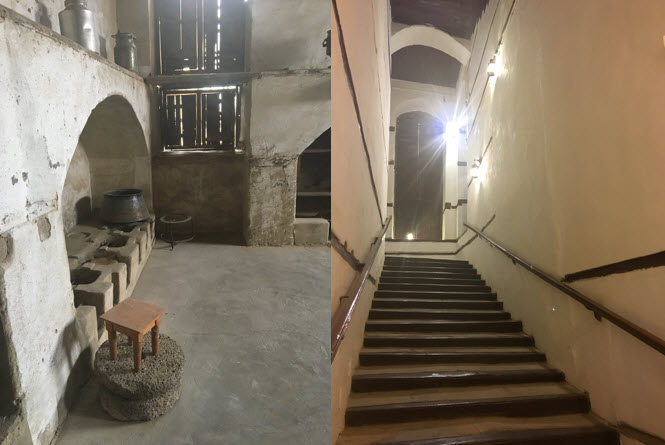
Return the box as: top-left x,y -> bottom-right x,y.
394,112 -> 445,240
296,128 -> 331,222
392,46 -> 462,88
62,95 -> 151,233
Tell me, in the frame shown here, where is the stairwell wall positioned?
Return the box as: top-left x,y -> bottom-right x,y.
457,0 -> 665,439
331,0 -> 391,441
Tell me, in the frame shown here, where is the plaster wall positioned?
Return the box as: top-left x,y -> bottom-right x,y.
331,0 -> 391,441
116,0 -> 154,76
61,144 -> 92,233
0,0 -> 118,59
457,0 -> 665,438
249,0 -> 329,72
153,154 -> 246,235
244,0 -> 331,245
0,6 -> 152,443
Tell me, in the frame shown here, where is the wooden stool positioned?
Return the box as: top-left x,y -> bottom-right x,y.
100,299 -> 166,372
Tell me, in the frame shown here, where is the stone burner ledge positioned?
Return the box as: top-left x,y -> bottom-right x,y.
66,219 -> 156,347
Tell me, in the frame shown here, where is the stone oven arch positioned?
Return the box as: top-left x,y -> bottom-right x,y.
61,95 -> 151,233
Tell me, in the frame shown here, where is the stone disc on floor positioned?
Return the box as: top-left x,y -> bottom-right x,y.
99,384 -> 182,422
95,333 -> 184,420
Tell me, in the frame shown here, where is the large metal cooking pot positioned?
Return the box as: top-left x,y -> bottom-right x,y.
100,189 -> 150,224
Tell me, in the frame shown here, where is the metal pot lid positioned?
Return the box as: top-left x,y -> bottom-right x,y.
103,188 -> 143,197
112,32 -> 137,41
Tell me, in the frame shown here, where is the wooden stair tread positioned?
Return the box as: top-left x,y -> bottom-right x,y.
375,291 -> 497,300
354,363 -> 553,375
338,258 -> 613,443
347,382 -> 577,406
364,332 -> 532,339
385,257 -> 469,262
373,298 -> 499,304
370,308 -> 507,314
365,320 -> 522,333
382,273 -> 481,279
381,277 -> 482,282
337,414 -> 607,445
351,368 -> 566,392
366,320 -> 518,325
361,346 -> 538,353
359,350 -> 545,366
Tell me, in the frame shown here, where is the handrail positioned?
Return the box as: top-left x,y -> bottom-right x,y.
464,223 -> 665,357
331,216 -> 392,362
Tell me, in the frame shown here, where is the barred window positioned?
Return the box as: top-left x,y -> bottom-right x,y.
160,86 -> 241,151
156,0 -> 247,74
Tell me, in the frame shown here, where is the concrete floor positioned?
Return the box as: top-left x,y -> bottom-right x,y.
56,239 -> 330,445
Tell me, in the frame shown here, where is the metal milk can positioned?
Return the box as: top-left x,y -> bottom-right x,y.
112,32 -> 138,72
58,0 -> 100,53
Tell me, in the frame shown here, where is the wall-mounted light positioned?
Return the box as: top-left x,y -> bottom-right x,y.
487,45 -> 504,77
470,157 -> 486,181
470,158 -> 481,178
406,233 -> 414,240
444,120 -> 466,150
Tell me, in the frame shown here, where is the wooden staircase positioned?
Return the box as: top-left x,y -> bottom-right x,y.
337,256 -> 619,445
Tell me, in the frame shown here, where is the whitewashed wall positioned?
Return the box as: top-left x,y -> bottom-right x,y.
0,0 -> 118,59
0,6 -> 152,443
457,0 -> 665,439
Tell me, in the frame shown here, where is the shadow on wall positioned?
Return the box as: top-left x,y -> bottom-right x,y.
62,95 -> 150,233
52,319 -> 94,420
36,1 -> 52,29
0,235 -> 22,420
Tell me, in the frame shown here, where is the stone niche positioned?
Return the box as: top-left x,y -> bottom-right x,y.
62,94 -> 155,342
294,128 -> 330,245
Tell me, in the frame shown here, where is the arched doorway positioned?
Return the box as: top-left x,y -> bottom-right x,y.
394,112 -> 445,240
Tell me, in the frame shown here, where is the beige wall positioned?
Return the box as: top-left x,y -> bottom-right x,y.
457,0 -> 665,438
331,0 -> 391,441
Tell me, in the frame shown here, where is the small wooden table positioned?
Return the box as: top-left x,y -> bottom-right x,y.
100,299 -> 166,372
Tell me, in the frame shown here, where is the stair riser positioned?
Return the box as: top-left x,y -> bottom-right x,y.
384,259 -> 470,266
380,278 -> 486,286
386,255 -> 468,260
379,284 -> 492,292
352,371 -> 565,392
383,266 -> 476,273
368,311 -> 511,321
345,395 -> 591,426
372,301 -> 503,310
359,353 -> 546,366
382,272 -> 481,280
365,321 -> 523,333
375,292 -> 497,301
384,428 -> 619,445
364,336 -> 535,348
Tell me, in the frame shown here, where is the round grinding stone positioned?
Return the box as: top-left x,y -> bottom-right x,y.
95,333 -> 184,401
99,384 -> 181,421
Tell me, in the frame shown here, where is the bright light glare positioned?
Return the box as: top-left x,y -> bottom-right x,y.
445,120 -> 460,139
406,233 -> 414,240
